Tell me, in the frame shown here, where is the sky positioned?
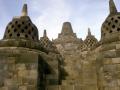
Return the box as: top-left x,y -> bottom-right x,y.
0,0 -> 120,40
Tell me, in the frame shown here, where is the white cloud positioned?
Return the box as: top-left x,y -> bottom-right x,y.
68,0 -> 109,40
29,0 -> 71,40
28,0 -> 110,41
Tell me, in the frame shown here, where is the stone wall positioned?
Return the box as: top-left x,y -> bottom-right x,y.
96,42 -> 120,90
0,47 -> 39,90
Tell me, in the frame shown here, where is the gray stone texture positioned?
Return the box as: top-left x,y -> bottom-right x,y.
1,0 -> 120,90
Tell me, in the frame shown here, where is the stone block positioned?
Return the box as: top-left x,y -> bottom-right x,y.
117,79 -> 120,85
18,70 -> 28,78
116,64 -> 120,71
18,86 -> 27,90
74,85 -> 82,90
83,85 -> 98,90
28,70 -> 37,79
112,58 -> 120,64
61,85 -> 74,90
16,64 -> 26,71
102,44 -> 116,51
116,50 -> 120,57
104,86 -> 120,90
17,52 -> 38,63
46,85 -> 59,90
103,58 -> 112,64
8,85 -> 18,90
1,87 -> 8,90
104,51 -> 116,58
116,44 -> 120,50
48,79 -> 59,85
27,85 -> 36,90
4,79 -> 18,86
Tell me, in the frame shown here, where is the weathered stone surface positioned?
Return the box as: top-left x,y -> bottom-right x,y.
1,0 -> 120,90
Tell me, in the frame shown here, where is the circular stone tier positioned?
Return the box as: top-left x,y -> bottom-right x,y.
4,16 -> 39,41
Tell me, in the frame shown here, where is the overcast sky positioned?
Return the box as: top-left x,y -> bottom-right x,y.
0,0 -> 120,40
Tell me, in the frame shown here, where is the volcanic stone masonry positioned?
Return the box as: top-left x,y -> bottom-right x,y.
0,0 -> 120,90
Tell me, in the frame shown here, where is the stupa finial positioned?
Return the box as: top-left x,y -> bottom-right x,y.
43,30 -> 47,37
88,28 -> 91,36
21,4 -> 28,16
109,0 -> 117,14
